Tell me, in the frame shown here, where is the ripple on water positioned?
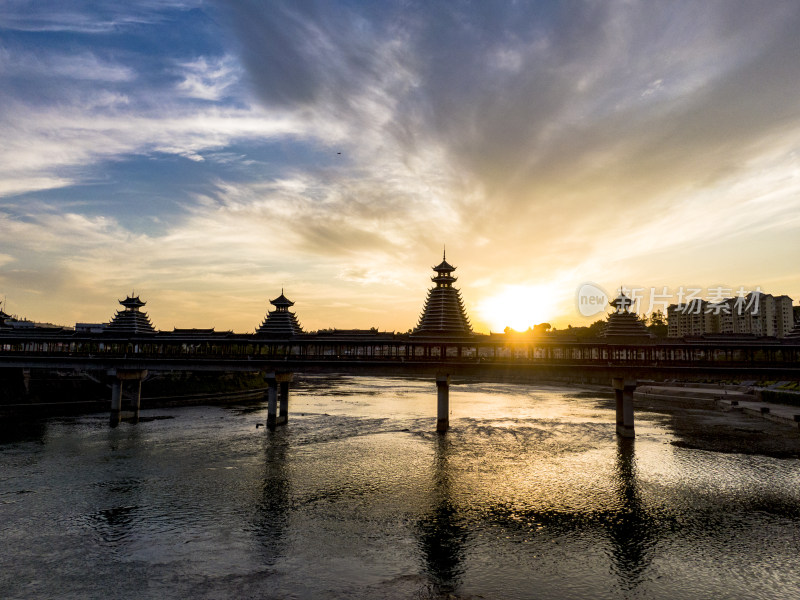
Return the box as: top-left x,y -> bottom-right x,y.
2,377 -> 800,600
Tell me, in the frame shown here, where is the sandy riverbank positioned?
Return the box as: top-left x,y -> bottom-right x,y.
617,388 -> 800,458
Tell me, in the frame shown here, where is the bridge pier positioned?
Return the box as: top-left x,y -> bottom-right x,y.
612,377 -> 636,438
108,369 -> 147,427
110,380 -> 122,427
278,374 -> 292,425
266,377 -> 278,430
130,378 -> 143,424
21,368 -> 31,395
266,372 -> 293,430
436,374 -> 450,433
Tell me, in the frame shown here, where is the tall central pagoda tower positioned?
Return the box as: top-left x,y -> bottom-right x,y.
106,295 -> 156,334
256,290 -> 303,337
412,251 -> 473,338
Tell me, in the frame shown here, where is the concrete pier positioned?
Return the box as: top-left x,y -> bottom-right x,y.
110,380 -> 122,427
612,377 -> 636,438
21,369 -> 31,395
109,369 -> 147,427
266,376 -> 278,430
436,374 -> 450,433
278,374 -> 292,425
130,378 -> 143,424
266,372 -> 292,429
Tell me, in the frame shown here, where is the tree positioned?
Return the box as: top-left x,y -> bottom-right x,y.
569,320 -> 606,339
646,310 -> 668,337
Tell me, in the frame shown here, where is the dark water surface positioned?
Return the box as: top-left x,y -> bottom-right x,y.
2,376 -> 799,599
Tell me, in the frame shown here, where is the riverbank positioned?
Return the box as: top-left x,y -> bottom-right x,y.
628,384 -> 800,458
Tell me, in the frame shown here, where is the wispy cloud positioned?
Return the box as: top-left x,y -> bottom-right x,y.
0,0 -> 202,33
0,49 -> 136,81
0,102 -> 308,197
175,55 -> 241,100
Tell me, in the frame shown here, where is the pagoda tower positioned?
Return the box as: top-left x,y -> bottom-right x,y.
0,303 -> 10,329
106,295 -> 156,334
256,290 -> 303,337
412,251 -> 473,338
600,291 -> 653,339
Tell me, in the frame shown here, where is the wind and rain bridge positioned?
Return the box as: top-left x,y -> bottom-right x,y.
3,254 -> 800,435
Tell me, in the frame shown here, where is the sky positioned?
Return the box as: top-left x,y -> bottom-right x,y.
1,0 -> 799,334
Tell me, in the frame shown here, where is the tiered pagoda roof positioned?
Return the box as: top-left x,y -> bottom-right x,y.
0,306 -> 11,329
106,295 -> 156,334
411,251 -> 473,338
600,292 -> 654,339
256,290 -> 303,337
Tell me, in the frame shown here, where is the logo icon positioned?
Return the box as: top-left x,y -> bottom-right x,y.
577,282 -> 608,317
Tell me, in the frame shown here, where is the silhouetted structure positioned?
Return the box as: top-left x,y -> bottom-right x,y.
0,306 -> 10,329
256,290 -> 303,337
668,292 -> 795,338
601,292 -> 653,339
106,296 -> 156,334
412,252 -> 473,338
785,318 -> 800,340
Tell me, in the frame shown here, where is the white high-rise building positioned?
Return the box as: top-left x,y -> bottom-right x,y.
668,291 -> 795,338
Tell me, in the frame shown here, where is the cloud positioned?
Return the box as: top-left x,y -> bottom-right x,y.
217,1 -> 800,276
3,1 -> 800,331
224,0 -> 800,219
0,101 -> 308,197
175,55 -> 241,100
0,49 -> 135,82
0,0 -> 202,33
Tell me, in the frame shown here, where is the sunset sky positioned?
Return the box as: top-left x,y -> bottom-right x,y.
1,1 -> 799,334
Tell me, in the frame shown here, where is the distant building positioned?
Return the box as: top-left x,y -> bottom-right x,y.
667,291 -> 795,338
255,290 -> 303,337
0,305 -> 71,331
76,323 -> 107,333
773,295 -> 795,338
411,252 -> 473,338
786,313 -> 800,341
106,296 -> 156,334
667,299 -> 717,337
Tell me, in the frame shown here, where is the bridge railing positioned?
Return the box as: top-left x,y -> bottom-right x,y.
2,333 -> 800,369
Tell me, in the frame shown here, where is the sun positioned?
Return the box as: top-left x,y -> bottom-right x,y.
477,285 -> 560,332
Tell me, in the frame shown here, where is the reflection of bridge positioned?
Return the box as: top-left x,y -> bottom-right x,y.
2,329 -> 800,432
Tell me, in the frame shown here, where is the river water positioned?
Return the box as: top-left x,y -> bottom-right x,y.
1,375 -> 799,599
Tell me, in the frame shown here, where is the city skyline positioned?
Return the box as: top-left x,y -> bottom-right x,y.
2,1 -> 800,333
3,276 -> 797,337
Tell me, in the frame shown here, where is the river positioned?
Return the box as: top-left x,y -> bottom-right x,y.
1,375 -> 799,599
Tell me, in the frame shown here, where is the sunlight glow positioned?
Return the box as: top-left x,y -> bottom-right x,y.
477,285 -> 560,332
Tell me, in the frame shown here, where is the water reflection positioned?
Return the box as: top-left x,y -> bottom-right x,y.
0,418 -> 48,445
4,378 -> 800,600
417,435 -> 467,593
252,431 -> 290,564
82,427 -> 147,548
608,437 -> 656,592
